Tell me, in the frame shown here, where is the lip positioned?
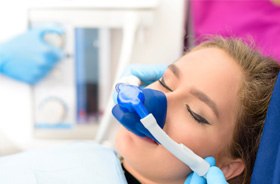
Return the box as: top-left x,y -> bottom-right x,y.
125,128 -> 158,145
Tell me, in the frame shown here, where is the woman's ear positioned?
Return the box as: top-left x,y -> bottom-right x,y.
220,158 -> 245,180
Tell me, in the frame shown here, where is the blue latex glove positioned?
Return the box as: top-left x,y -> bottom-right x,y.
0,26 -> 64,84
113,64 -> 167,103
124,64 -> 167,86
184,157 -> 227,184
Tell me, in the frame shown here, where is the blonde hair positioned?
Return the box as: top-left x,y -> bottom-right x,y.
192,37 -> 280,184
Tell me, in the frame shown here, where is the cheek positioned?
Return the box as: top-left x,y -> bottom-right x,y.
164,105 -> 230,158
146,80 -> 235,162
114,127 -> 131,155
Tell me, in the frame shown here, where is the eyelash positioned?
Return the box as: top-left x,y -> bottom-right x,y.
186,105 -> 210,125
158,77 -> 210,125
158,77 -> 173,92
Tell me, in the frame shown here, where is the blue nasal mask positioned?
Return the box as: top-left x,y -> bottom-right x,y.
112,83 -> 167,142
112,81 -> 210,177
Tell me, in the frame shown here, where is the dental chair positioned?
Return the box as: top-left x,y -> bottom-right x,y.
251,73 -> 280,184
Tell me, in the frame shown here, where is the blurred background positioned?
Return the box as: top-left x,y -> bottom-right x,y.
0,0 -> 186,155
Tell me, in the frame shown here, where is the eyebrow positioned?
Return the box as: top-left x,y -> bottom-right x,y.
190,89 -> 220,118
168,64 -> 180,78
167,64 -> 220,118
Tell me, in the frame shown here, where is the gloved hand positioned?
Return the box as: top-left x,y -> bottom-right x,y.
123,64 -> 167,86
0,26 -> 64,84
184,157 -> 227,184
113,64 -> 167,103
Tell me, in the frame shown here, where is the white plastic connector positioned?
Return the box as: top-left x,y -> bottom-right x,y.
140,114 -> 210,177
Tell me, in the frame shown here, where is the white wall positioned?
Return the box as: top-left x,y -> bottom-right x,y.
111,0 -> 185,67
131,0 -> 185,65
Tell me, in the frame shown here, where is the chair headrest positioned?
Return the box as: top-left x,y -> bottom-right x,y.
251,72 -> 280,184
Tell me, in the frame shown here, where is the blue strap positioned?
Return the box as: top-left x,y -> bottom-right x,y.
251,73 -> 280,184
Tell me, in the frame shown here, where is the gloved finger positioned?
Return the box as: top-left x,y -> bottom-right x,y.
204,156 -> 216,166
38,26 -> 64,37
21,56 -> 54,81
29,54 -> 56,69
37,26 -> 65,48
206,166 -> 227,184
184,172 -> 194,184
27,75 -> 43,85
44,47 -> 64,63
24,67 -> 48,84
189,172 -> 206,184
119,64 -> 166,87
13,70 -> 41,85
129,64 -> 167,85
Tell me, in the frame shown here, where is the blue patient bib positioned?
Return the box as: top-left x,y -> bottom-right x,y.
0,142 -> 127,184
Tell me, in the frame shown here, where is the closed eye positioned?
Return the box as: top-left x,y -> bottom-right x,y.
158,77 -> 173,92
186,105 -> 210,125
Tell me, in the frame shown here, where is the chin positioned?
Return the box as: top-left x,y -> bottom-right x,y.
115,127 -> 194,183
115,126 -> 158,158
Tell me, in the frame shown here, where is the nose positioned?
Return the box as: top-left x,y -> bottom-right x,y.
160,91 -> 180,131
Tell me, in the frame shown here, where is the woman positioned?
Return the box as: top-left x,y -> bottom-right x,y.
114,37 -> 280,184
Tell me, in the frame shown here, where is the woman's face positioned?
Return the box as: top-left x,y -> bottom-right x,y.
115,47 -> 244,184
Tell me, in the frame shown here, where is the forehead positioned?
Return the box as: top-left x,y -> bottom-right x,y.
176,47 -> 242,84
175,47 -> 243,121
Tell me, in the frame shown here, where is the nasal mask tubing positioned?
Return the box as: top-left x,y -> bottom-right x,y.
115,76 -> 210,177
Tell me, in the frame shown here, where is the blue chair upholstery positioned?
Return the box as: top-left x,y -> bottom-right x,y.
251,73 -> 280,184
